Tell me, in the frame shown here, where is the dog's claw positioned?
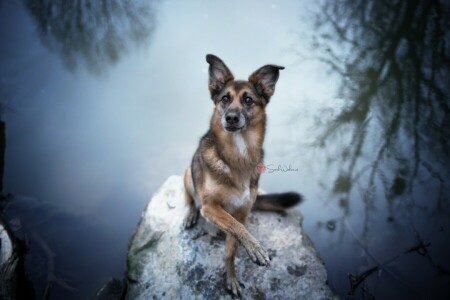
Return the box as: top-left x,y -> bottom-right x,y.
243,240 -> 271,266
226,276 -> 242,297
183,208 -> 199,229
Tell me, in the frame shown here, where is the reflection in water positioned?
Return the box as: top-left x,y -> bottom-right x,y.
1,1 -> 157,298
0,95 -> 14,191
26,0 -> 157,74
0,195 -> 119,299
307,0 -> 450,298
313,0 -> 450,208
2,0 -> 449,298
0,119 -> 5,191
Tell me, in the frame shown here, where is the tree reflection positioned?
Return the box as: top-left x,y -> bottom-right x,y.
306,1 -> 450,297
310,0 -> 450,214
0,96 -> 14,192
25,0 -> 157,74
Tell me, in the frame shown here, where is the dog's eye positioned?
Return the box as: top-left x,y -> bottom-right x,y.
221,95 -> 230,103
243,96 -> 253,105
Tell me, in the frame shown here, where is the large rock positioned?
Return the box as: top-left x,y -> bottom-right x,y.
0,220 -> 33,300
1,194 -> 35,299
0,221 -> 16,299
126,176 -> 336,300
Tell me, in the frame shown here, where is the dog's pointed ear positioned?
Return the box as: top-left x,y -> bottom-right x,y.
248,65 -> 284,102
206,54 -> 234,97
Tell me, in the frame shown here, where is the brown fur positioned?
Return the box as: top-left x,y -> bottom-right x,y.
183,54 -> 289,296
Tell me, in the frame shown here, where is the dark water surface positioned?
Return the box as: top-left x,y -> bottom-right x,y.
1,0 -> 449,299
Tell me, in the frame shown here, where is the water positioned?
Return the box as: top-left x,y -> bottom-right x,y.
1,0 -> 449,299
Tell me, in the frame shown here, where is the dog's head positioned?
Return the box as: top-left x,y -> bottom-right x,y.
206,54 -> 284,133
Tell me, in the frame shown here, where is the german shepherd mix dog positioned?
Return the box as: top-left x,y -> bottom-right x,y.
183,54 -> 301,296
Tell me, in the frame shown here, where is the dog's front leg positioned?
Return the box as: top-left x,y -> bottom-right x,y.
183,168 -> 199,229
201,204 -> 269,296
224,208 -> 250,296
224,234 -> 241,296
201,204 -> 271,266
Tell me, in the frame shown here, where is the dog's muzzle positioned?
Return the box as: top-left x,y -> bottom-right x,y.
222,110 -> 245,132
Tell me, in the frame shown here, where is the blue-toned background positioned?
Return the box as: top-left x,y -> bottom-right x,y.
1,0 -> 449,299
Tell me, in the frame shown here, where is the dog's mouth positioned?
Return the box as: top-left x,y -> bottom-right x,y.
224,125 -> 243,132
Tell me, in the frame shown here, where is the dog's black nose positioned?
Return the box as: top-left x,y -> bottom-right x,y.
225,112 -> 240,125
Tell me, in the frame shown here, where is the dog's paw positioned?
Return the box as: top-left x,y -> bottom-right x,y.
183,208 -> 199,229
243,240 -> 271,267
226,276 -> 244,297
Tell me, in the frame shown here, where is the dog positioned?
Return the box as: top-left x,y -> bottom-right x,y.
183,54 -> 301,296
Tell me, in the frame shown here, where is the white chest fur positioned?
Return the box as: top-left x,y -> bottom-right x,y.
225,185 -> 251,213
233,133 -> 247,156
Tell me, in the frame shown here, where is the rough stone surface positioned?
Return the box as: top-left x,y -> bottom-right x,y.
0,222 -> 17,300
0,222 -> 13,266
126,175 -> 336,300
